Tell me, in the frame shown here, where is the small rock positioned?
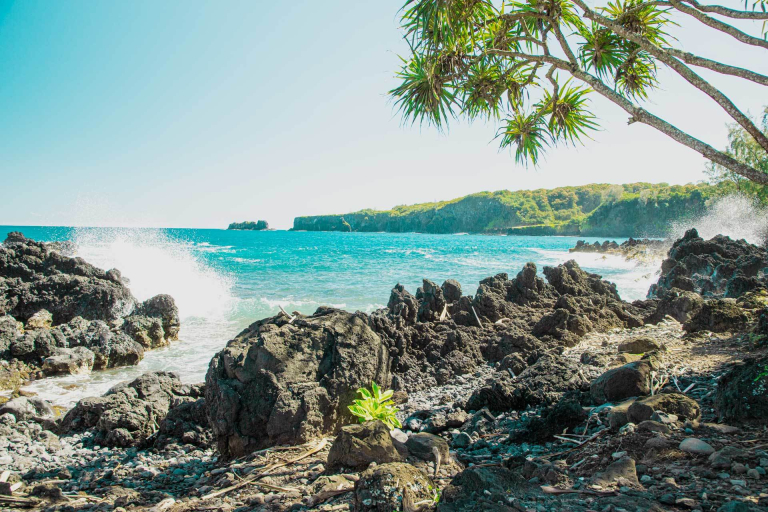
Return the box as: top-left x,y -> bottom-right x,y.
747,468 -> 760,480
679,438 -> 715,455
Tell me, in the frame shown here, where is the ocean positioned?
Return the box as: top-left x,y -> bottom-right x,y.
0,226 -> 662,407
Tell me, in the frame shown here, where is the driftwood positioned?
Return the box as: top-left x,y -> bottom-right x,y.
306,481 -> 356,507
471,306 -> 483,328
541,485 -> 618,497
278,305 -> 296,324
439,304 -> 449,321
201,438 -> 327,500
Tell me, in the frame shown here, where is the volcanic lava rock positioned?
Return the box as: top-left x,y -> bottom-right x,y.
644,288 -> 704,324
42,346 -> 96,375
441,279 -> 462,303
326,421 -> 402,470
626,392 -> 701,424
466,354 -> 585,412
61,371 -> 198,447
590,356 -> 659,404
154,392 -> 211,448
683,298 -> 752,333
122,294 -> 180,349
355,462 -> 434,512
715,356 -> 768,423
0,233 -> 180,383
205,308 -> 391,457
0,232 -> 135,324
649,228 -> 768,298
439,466 -> 523,512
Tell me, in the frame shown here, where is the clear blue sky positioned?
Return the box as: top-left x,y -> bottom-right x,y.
0,0 -> 766,229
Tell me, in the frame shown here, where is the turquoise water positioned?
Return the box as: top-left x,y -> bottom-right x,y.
0,226 -> 661,406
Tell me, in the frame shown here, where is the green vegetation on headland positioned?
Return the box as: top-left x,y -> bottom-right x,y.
292,182 -> 744,237
227,220 -> 269,231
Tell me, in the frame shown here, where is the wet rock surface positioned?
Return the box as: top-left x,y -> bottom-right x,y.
649,228 -> 768,298
0,233 -> 180,390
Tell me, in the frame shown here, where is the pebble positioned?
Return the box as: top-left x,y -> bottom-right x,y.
747,469 -> 760,480
679,438 -> 715,455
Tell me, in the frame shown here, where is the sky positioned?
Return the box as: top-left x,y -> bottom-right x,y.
0,1 -> 766,229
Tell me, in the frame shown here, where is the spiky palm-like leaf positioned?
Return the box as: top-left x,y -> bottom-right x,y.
391,53 -> 457,128
348,381 -> 402,430
578,23 -> 625,78
497,111 -> 550,166
539,82 -> 599,144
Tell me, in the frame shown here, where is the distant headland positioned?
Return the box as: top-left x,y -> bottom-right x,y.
292,182 -> 734,238
227,220 -> 269,231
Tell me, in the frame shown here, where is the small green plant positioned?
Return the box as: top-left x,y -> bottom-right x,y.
754,364 -> 768,383
428,485 -> 441,504
348,381 -> 402,430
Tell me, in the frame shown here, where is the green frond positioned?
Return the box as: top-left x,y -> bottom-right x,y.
578,23 -> 625,78
496,111 -> 551,166
390,53 -> 457,129
539,81 -> 599,144
601,0 -> 675,46
402,0 -> 497,47
614,51 -> 658,99
461,61 -> 506,120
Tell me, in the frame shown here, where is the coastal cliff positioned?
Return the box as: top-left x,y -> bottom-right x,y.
227,220 -> 269,231
293,183 -> 714,237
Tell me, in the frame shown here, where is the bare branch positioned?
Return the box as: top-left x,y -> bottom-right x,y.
662,47 -> 768,86
668,0 -> 768,49
679,0 -> 768,20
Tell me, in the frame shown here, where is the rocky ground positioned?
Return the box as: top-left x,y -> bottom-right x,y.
1,229 -> 767,512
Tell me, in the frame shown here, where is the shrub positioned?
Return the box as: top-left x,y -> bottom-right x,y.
348,381 -> 402,430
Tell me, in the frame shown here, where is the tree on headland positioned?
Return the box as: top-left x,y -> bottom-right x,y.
706,106 -> 768,201
389,0 -> 768,184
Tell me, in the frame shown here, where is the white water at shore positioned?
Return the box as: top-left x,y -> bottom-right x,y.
671,194 -> 768,245
21,228 -> 242,406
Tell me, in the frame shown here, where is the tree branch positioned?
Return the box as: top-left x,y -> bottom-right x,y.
567,67 -> 768,185
662,47 -> 768,86
668,0 -> 768,49
679,0 -> 768,20
482,48 -> 768,184
572,0 -> 768,154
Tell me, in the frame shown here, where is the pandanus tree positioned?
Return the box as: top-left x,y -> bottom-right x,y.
390,0 -> 768,184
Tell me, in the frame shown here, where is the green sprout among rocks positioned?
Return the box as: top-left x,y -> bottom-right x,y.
348,381 -> 402,430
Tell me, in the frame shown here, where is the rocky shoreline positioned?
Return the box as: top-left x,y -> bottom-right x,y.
1,229 -> 767,511
0,233 -> 180,394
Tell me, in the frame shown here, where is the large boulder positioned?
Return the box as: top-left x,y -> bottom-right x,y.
439,466 -> 522,512
466,354 -> 585,412
355,462 -> 435,512
715,357 -> 768,423
649,228 -> 768,299
0,232 -> 136,324
0,396 -> 55,422
626,393 -> 701,424
683,299 -> 752,333
122,294 -> 180,348
644,288 -> 704,324
42,346 -> 95,375
154,392 -> 211,448
205,308 -> 392,457
326,421 -> 401,470
590,357 -> 659,404
61,371 -> 198,447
